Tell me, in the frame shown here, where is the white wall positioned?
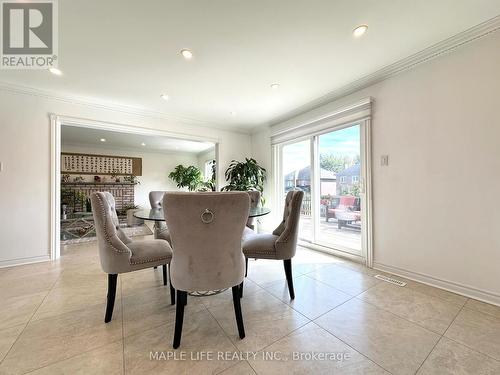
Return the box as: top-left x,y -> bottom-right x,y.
252,31 -> 500,304
0,92 -> 251,266
62,143 -> 200,207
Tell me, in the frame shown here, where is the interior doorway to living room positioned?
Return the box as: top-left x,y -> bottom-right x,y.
57,123 -> 217,252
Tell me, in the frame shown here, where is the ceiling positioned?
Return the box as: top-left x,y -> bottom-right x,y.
1,0 -> 499,130
61,126 -> 215,154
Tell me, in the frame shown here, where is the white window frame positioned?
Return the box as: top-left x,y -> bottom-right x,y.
271,98 -> 373,267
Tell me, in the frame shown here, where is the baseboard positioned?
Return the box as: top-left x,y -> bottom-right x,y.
373,262 -> 500,307
0,255 -> 51,269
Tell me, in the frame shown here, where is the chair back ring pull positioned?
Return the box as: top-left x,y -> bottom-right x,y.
201,209 -> 214,224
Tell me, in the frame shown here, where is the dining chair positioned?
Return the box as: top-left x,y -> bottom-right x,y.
242,190 -> 304,299
163,192 -> 250,349
90,192 -> 174,323
246,190 -> 261,230
149,191 -> 171,244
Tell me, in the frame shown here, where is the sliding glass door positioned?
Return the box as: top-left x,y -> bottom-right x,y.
278,122 -> 368,258
281,139 -> 312,241
317,125 -> 362,255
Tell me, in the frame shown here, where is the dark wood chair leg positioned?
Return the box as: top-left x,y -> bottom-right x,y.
104,274 -> 118,323
173,290 -> 187,349
283,259 -> 295,299
232,285 -> 245,339
239,281 -> 244,298
168,265 -> 175,305
162,264 -> 167,286
245,257 -> 248,277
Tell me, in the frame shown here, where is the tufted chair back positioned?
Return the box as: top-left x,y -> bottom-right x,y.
163,192 -> 250,292
272,190 -> 304,259
246,190 -> 261,229
149,191 -> 165,209
90,192 -> 133,274
149,191 -> 167,232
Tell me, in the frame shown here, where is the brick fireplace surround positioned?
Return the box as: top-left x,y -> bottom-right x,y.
61,182 -> 135,213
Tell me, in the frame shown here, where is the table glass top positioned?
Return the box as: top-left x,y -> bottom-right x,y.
133,207 -> 271,221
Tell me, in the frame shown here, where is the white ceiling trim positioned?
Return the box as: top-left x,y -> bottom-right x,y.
265,15 -> 500,130
0,81 -> 251,135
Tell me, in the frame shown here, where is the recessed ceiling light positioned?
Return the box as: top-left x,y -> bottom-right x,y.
141,142 -> 146,146
48,67 -> 62,75
100,138 -> 106,142
160,94 -> 169,101
353,25 -> 368,37
270,83 -> 280,89
180,49 -> 193,60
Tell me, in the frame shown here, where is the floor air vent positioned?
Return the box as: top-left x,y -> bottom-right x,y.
374,274 -> 407,287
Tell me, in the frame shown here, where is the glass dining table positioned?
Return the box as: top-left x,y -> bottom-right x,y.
133,206 -> 271,222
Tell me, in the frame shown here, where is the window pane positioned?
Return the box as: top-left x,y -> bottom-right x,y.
282,140 -> 312,241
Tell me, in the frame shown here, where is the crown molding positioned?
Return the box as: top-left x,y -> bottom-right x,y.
0,81 -> 251,135
262,15 -> 500,131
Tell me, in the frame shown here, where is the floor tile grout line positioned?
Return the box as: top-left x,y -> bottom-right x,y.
7,274 -> 123,374
441,302 -> 500,363
303,259 -> 471,309
203,298 -> 241,351
307,276 -> 385,322
303,270 -> 383,297
443,335 -> 500,363
413,301 -> 467,374
0,272 -> 61,367
20,338 -> 125,375
460,304 -> 500,321
350,295 -> 448,336
306,320 -> 395,375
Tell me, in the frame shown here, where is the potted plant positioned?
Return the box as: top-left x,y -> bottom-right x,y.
222,158 -> 266,203
123,174 -> 140,185
168,165 -> 203,191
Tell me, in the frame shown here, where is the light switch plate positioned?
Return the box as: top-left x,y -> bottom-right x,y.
381,155 -> 389,166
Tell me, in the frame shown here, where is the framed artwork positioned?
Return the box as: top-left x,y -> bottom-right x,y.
61,153 -> 142,176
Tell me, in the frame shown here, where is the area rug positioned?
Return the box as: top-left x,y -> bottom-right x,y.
61,223 -> 153,245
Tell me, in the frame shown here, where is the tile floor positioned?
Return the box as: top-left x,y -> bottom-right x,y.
0,239 -> 499,374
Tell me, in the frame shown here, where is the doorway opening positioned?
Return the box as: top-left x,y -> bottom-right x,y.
50,116 -> 219,260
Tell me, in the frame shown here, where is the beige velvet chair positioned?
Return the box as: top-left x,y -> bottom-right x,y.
90,192 -> 174,323
149,191 -> 171,244
163,192 -> 250,349
242,190 -> 304,299
246,190 -> 261,230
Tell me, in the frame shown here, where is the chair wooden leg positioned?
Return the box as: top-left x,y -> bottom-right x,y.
168,265 -> 175,305
232,286 -> 245,339
162,264 -> 167,286
283,259 -> 295,300
245,257 -> 248,277
173,290 -> 187,349
104,274 -> 118,323
239,281 -> 244,298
